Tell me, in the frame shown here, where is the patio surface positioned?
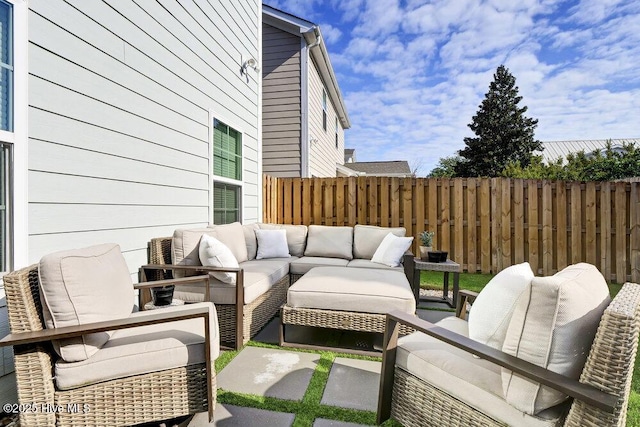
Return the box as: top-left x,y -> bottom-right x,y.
0,302 -> 451,426
186,302 -> 450,426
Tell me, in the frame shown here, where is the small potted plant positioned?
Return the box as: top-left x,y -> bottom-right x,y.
419,230 -> 434,261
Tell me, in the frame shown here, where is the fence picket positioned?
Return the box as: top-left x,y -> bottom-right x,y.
467,178 -> 477,272
615,182 -> 627,284
556,182 -> 568,271
571,182 -> 582,264
480,178 -> 491,274
528,181 -> 540,275
585,182 -> 597,265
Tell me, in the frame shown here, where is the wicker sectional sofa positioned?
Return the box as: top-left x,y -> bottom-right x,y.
141,223 -> 417,350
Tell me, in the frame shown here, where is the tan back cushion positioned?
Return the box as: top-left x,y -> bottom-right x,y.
258,223 -> 308,257
38,243 -> 134,362
353,225 -> 406,259
243,223 -> 260,260
304,225 -> 354,260
208,222 -> 248,263
501,263 -> 610,415
171,227 -> 212,277
172,223 -> 247,277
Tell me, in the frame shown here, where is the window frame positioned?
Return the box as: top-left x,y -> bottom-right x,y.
209,111 -> 244,225
322,88 -> 327,132
0,0 -> 23,275
0,0 -> 13,133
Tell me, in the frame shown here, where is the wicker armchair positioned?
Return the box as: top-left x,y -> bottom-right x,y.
141,236 -> 288,350
378,282 -> 640,427
0,250 -> 217,426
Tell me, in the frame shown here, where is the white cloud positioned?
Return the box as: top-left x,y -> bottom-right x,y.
319,23 -> 343,44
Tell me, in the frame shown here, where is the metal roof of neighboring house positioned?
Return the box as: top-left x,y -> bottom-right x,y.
540,138 -> 640,163
342,161 -> 412,176
263,4 -> 350,129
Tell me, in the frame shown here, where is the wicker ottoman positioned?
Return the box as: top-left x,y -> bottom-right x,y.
280,266 -> 416,354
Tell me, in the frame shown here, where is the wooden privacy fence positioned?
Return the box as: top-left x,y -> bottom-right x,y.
263,175 -> 640,283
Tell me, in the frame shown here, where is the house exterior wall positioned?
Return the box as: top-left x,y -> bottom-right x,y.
261,23 -> 302,177
308,56 -> 344,177
26,0 -> 261,274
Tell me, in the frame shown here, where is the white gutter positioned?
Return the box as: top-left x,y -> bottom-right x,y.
303,28 -> 351,129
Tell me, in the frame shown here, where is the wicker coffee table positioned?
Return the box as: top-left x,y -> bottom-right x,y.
413,258 -> 461,308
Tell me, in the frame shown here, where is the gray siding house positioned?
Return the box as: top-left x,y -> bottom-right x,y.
262,5 -> 350,178
1,0 -> 263,379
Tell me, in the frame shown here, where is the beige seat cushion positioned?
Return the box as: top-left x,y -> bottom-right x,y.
287,266 -> 415,314
174,257 -> 293,305
289,256 -> 350,275
172,223 -> 247,277
502,263 -> 610,415
38,243 -> 134,362
353,225 -> 406,259
54,303 -> 219,390
346,259 -> 403,271
397,317 -> 566,427
304,225 -> 354,260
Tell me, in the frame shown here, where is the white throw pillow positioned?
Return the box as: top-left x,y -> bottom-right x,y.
468,262 -> 534,350
371,233 -> 413,267
501,263 -> 610,415
198,234 -> 239,284
256,229 -> 291,259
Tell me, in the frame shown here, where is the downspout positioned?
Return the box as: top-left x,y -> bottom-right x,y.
301,27 -> 322,178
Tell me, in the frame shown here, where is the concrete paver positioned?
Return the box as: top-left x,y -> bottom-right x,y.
320,357 -> 381,412
217,346 -> 319,401
188,403 -> 294,426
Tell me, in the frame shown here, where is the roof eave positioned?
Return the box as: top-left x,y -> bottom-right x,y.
304,28 -> 351,129
262,4 -> 351,129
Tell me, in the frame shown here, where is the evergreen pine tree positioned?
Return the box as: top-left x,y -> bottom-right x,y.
455,65 -> 542,177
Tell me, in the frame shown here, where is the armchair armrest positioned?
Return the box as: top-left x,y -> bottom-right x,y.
139,264 -> 246,351
456,289 -> 479,320
402,253 -> 415,289
0,303 -> 216,422
377,310 -> 616,424
0,304 -> 212,347
134,275 -> 211,305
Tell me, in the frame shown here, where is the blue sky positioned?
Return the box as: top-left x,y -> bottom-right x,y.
263,0 -> 640,176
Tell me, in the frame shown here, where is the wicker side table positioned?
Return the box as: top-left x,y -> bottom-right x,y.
413,258 -> 461,308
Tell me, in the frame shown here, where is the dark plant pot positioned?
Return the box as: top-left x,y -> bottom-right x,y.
427,251 -> 449,263
152,285 -> 175,306
427,251 -> 442,263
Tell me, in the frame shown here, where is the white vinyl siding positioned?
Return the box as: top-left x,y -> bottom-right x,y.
308,56 -> 343,177
27,0 -> 261,273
